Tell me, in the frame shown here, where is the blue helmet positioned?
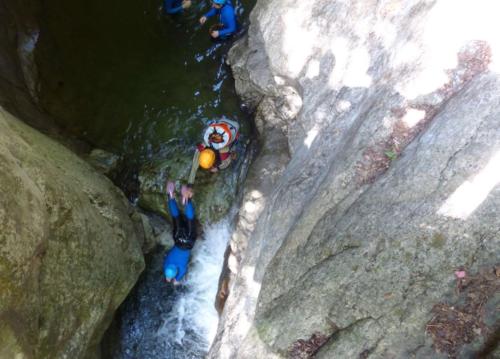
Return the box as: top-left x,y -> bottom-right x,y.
213,0 -> 226,4
165,264 -> 178,280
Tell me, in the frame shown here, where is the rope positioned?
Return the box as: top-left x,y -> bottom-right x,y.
188,150 -> 200,185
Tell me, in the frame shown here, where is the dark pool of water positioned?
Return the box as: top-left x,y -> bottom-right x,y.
36,0 -> 253,163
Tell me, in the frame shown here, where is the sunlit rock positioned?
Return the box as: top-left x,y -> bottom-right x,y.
213,0 -> 500,358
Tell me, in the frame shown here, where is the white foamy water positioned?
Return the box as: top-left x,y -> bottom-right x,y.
157,218 -> 232,349
112,218 -> 232,359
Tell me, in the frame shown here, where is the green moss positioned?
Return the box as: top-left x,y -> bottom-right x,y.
255,320 -> 273,342
430,233 -> 446,249
323,248 -> 333,258
0,324 -> 25,358
393,307 -> 405,320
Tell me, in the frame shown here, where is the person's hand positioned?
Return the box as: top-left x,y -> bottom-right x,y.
199,16 -> 207,25
182,0 -> 191,9
210,167 -> 218,173
211,30 -> 219,38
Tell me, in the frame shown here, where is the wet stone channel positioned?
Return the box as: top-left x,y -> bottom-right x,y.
34,0 -> 255,357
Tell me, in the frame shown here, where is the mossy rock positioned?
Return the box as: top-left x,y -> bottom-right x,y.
138,145 -> 248,223
0,107 -> 145,358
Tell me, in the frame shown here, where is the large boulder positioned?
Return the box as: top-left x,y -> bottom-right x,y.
211,0 -> 500,358
0,107 -> 145,359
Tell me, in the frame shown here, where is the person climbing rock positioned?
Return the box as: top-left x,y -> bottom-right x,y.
188,118 -> 240,184
163,181 -> 197,284
163,0 -> 191,15
199,0 -> 237,39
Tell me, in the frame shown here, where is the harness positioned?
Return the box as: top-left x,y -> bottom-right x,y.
173,214 -> 196,250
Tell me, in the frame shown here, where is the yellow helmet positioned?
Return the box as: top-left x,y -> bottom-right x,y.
199,148 -> 216,169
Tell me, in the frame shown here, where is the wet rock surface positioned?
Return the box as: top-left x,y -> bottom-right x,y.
1,0 -> 256,358
137,136 -> 253,224
211,0 -> 500,358
0,108 -> 145,359
86,148 -> 121,176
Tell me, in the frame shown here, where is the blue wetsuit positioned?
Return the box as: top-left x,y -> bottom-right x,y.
163,198 -> 196,281
164,0 -> 184,14
163,246 -> 190,281
204,3 -> 237,38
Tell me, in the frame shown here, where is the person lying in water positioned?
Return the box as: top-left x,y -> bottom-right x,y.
187,117 -> 240,184
199,0 -> 237,39
163,181 -> 197,284
163,0 -> 191,15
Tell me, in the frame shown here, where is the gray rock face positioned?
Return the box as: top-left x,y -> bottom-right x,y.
0,107 -> 145,359
211,0 -> 500,358
0,0 -> 45,129
0,3 -> 148,358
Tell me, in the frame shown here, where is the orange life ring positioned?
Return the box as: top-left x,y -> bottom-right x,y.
204,120 -> 238,150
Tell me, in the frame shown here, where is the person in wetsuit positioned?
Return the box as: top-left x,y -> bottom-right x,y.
187,118 -> 240,185
199,0 -> 237,39
163,181 -> 197,284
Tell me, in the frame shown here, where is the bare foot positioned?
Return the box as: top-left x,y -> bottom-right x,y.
181,185 -> 193,205
167,181 -> 175,198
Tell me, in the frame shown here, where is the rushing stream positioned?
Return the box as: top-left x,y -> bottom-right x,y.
34,0 -> 255,357
107,219 -> 233,358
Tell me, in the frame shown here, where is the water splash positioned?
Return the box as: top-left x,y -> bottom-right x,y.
158,219 -> 231,347
110,219 -> 232,359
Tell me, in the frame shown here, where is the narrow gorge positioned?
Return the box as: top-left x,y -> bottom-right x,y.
1,0 -> 499,359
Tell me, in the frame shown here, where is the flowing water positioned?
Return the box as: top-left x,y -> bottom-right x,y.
108,219 -> 233,358
35,0 -> 254,357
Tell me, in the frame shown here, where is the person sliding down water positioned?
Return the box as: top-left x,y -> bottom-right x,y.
199,0 -> 237,39
188,118 -> 240,184
163,182 -> 197,284
163,0 -> 191,15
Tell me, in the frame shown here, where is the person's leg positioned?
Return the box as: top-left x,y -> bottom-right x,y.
168,198 -> 180,218
184,200 -> 195,220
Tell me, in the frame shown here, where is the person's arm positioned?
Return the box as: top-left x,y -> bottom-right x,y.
218,7 -> 236,36
204,7 -> 217,18
164,0 -> 184,14
217,156 -> 232,169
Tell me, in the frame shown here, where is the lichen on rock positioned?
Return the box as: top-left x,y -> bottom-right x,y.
0,107 -> 145,359
210,0 -> 500,358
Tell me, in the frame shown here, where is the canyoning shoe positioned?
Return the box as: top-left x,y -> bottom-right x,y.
167,181 -> 175,198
